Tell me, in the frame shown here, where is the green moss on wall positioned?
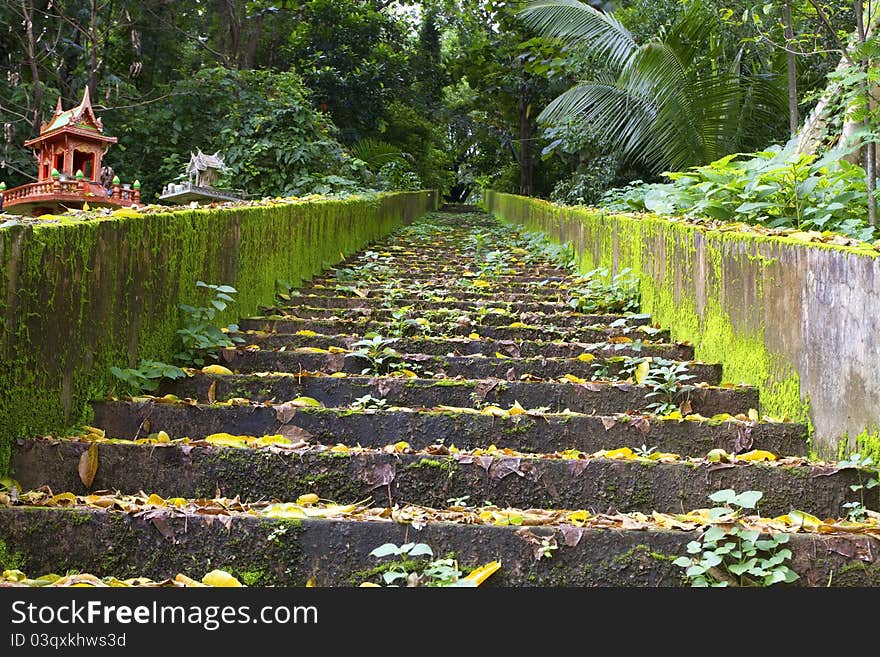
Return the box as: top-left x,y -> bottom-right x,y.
485,191 -> 869,454
0,191 -> 436,475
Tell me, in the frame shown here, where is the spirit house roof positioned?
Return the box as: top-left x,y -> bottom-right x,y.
24,87 -> 118,149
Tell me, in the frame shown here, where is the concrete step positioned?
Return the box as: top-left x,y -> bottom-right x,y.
216,348 -> 722,384
11,438 -> 863,516
239,331 -> 696,361
1,503 -> 875,586
260,305 -> 653,329
167,372 -> 758,417
237,316 -> 669,343
89,400 -> 805,455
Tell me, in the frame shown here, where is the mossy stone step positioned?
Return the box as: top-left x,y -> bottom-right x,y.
12,438 -> 865,516
312,273 -> 574,286
238,317 -> 669,344
168,373 -> 757,417
284,295 -> 604,314
90,400 -> 806,455
1,507 -> 877,586
298,285 -> 571,301
217,349 -> 722,384
261,305 -> 652,330
239,331 -> 696,361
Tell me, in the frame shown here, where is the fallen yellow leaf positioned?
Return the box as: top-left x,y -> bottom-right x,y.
202,570 -> 242,587
737,450 -> 777,462
634,360 -> 651,385
296,494 -> 319,506
604,447 -> 635,460
462,561 -> 501,586
202,364 -> 233,376
567,510 -> 591,526
145,494 -> 166,507
204,433 -> 248,448
576,353 -> 595,362
291,396 -> 322,407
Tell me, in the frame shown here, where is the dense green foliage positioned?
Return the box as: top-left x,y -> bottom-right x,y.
600,143 -> 878,240
0,0 -> 577,202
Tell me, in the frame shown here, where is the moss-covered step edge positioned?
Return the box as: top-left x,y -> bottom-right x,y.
237,317 -> 670,343
298,287 -> 570,302
217,349 -> 722,384
310,273 -> 575,286
283,295 -> 610,313
240,332 -> 696,360
11,438 -> 863,517
1,507 -> 877,586
91,401 -> 805,455
168,373 -> 758,417
259,305 -> 653,329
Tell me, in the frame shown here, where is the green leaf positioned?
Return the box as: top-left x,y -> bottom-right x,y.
672,556 -> 693,568
702,526 -> 728,543
733,490 -> 763,509
728,558 -> 758,575
408,544 -> 434,558
739,529 -> 761,544
708,489 -> 736,504
686,565 -> 706,577
382,571 -> 406,584
369,543 -> 401,558
701,552 -> 723,568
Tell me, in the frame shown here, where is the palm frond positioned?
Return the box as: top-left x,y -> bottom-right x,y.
348,139 -> 411,171
518,0 -> 636,72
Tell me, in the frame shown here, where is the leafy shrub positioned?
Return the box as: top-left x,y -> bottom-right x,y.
599,142 -> 879,241
550,155 -> 620,207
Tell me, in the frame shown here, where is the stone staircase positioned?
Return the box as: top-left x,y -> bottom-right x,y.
3,208 -> 879,587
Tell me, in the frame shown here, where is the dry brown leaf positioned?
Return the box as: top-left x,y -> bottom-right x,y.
78,443 -> 99,489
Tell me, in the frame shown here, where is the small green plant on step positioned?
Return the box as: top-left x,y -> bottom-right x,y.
110,281 -> 243,394
568,267 -> 640,314
673,489 -> 799,587
175,281 -> 244,367
389,307 -> 425,338
365,543 -> 474,587
350,394 -> 388,410
350,335 -> 403,375
109,359 -> 186,395
838,453 -> 880,522
644,362 -> 696,415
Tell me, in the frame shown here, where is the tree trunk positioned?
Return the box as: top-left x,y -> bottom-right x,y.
20,0 -> 42,136
784,0 -> 798,135
854,0 -> 877,225
87,0 -> 99,98
518,97 -> 533,197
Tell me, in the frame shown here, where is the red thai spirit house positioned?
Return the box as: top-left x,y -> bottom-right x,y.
1,88 -> 140,216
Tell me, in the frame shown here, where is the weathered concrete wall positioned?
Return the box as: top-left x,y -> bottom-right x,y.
0,192 -> 437,474
485,191 -> 880,458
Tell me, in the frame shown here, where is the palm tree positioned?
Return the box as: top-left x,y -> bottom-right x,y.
519,0 -> 786,173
